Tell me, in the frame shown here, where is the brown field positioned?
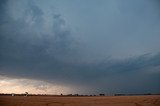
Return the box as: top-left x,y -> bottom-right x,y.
0,95 -> 160,106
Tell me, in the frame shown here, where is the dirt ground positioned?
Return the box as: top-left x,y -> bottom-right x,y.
0,95 -> 160,106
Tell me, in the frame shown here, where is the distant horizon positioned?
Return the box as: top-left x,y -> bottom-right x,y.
1,92 -> 160,96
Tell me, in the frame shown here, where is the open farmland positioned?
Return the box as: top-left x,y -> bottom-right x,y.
0,95 -> 160,106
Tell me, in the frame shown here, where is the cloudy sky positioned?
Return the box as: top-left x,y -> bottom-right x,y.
0,0 -> 160,95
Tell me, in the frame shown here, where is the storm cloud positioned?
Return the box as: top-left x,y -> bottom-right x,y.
0,0 -> 160,94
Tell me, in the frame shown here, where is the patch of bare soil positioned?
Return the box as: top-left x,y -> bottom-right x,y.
0,95 -> 159,106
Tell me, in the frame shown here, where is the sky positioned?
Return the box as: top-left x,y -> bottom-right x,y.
0,0 -> 160,95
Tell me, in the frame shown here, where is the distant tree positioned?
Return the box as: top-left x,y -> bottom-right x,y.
99,94 -> 105,96
74,94 -> 79,96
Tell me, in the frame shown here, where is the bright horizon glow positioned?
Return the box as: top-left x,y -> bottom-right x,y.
0,75 -> 73,95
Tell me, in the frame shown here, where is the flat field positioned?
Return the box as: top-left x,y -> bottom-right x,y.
0,95 -> 160,106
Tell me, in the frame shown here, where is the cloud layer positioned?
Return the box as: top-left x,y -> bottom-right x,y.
0,0 -> 160,94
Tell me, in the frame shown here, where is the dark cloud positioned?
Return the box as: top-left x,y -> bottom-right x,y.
0,0 -> 7,7
0,0 -> 77,80
0,0 -> 160,94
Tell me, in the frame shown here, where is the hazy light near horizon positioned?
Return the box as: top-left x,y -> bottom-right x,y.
0,75 -> 73,95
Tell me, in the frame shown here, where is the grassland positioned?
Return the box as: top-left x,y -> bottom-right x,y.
0,95 -> 160,106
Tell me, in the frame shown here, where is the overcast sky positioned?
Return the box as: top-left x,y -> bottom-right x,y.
0,0 -> 160,95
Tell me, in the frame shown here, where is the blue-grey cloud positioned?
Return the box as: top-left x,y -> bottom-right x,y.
0,0 -> 160,94
0,0 -> 78,81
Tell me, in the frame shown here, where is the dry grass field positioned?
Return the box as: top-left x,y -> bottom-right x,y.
0,95 -> 160,106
